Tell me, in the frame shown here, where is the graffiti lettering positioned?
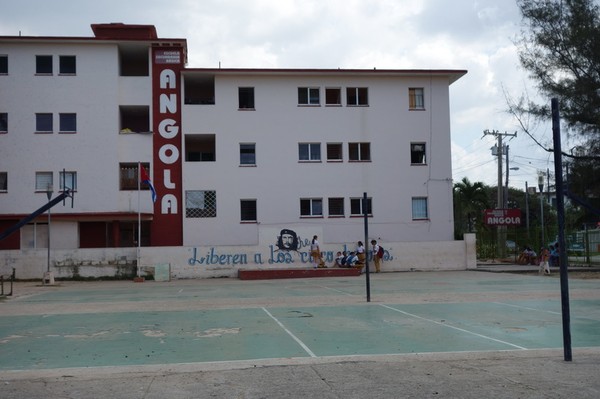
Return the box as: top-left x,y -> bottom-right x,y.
188,247 -> 248,266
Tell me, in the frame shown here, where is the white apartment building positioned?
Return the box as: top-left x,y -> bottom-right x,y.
0,24 -> 472,279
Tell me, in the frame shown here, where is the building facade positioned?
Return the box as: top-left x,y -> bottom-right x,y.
0,24 -> 471,278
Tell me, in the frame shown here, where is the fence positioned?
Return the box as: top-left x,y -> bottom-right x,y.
476,226 -> 600,266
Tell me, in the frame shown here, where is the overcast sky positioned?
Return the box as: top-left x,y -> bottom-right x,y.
1,0 -> 568,191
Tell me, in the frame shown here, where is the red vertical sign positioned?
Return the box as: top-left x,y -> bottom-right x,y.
151,47 -> 184,246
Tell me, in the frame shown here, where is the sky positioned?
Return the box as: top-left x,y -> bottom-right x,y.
1,0 -> 568,192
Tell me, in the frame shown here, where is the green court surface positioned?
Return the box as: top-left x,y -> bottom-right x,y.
1,271 -> 599,372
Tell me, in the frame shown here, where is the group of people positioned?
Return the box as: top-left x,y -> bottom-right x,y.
310,236 -> 384,273
516,243 -> 561,275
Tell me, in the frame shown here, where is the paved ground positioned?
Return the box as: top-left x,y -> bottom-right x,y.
1,269 -> 600,398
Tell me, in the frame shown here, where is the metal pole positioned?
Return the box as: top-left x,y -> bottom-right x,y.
538,173 -> 545,247
525,181 -> 530,239
363,192 -> 371,302
46,185 -> 53,273
497,136 -> 504,258
551,97 -> 572,361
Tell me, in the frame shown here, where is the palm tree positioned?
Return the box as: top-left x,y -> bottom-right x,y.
453,177 -> 490,235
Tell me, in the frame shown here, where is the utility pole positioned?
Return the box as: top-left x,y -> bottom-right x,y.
483,129 -> 517,258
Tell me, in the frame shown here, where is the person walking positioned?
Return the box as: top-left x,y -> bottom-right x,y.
356,241 -> 365,265
310,235 -> 324,268
539,246 -> 551,275
371,240 -> 381,273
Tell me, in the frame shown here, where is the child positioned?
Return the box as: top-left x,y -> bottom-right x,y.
334,251 -> 344,267
539,247 -> 550,275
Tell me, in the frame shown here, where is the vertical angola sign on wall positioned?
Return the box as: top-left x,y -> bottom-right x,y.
483,209 -> 522,226
151,47 -> 184,245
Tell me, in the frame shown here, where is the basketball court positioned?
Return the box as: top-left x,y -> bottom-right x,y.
1,270 -> 600,398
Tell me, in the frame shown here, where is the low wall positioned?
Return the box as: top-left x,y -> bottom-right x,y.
0,234 -> 476,280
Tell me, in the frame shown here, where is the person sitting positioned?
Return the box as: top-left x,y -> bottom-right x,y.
518,246 -> 537,265
334,251 -> 345,267
345,251 -> 359,267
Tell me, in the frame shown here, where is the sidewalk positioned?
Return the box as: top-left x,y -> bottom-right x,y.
2,349 -> 599,398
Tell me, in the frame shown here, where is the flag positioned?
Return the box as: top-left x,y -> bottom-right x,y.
140,166 -> 157,203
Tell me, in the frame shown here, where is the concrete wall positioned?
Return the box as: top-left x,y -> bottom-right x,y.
1,234 -> 476,280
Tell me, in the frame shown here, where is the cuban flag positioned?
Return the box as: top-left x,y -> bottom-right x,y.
140,166 -> 157,203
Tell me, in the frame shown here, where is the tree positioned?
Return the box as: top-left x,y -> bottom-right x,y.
513,0 -> 600,219
516,0 -> 600,134
453,177 -> 490,236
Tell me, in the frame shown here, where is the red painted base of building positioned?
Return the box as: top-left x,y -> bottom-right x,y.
238,267 -> 361,280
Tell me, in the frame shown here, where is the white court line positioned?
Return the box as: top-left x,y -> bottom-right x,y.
316,285 -> 356,296
493,302 -> 561,315
262,307 -> 317,358
379,304 -> 527,350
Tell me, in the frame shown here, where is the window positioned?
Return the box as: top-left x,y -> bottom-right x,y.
412,197 -> 429,220
0,113 -> 7,133
300,198 -> 323,217
0,55 -> 7,74
0,172 -> 7,192
350,197 -> 372,216
409,88 -> 425,109
59,55 -> 76,74
59,171 -> 77,192
184,74 -> 215,104
239,87 -> 255,109
36,55 -> 52,74
186,190 -> 217,218
35,113 -> 53,133
119,106 -> 150,133
328,197 -> 344,217
35,172 -> 53,192
326,143 -> 343,161
59,113 -> 77,133
299,143 -> 321,161
346,87 -> 368,106
325,88 -> 341,105
185,134 -> 215,162
240,143 -> 256,165
119,46 -> 149,76
241,199 -> 257,222
298,87 -> 320,105
119,163 -> 150,190
411,143 -> 426,164
348,142 -> 371,161
22,223 -> 49,249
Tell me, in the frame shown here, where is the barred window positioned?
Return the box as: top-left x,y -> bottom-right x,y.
327,143 -> 343,161
186,190 -> 217,218
328,197 -> 344,217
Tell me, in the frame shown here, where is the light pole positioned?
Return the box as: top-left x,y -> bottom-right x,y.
538,172 -> 545,247
46,184 -> 53,275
